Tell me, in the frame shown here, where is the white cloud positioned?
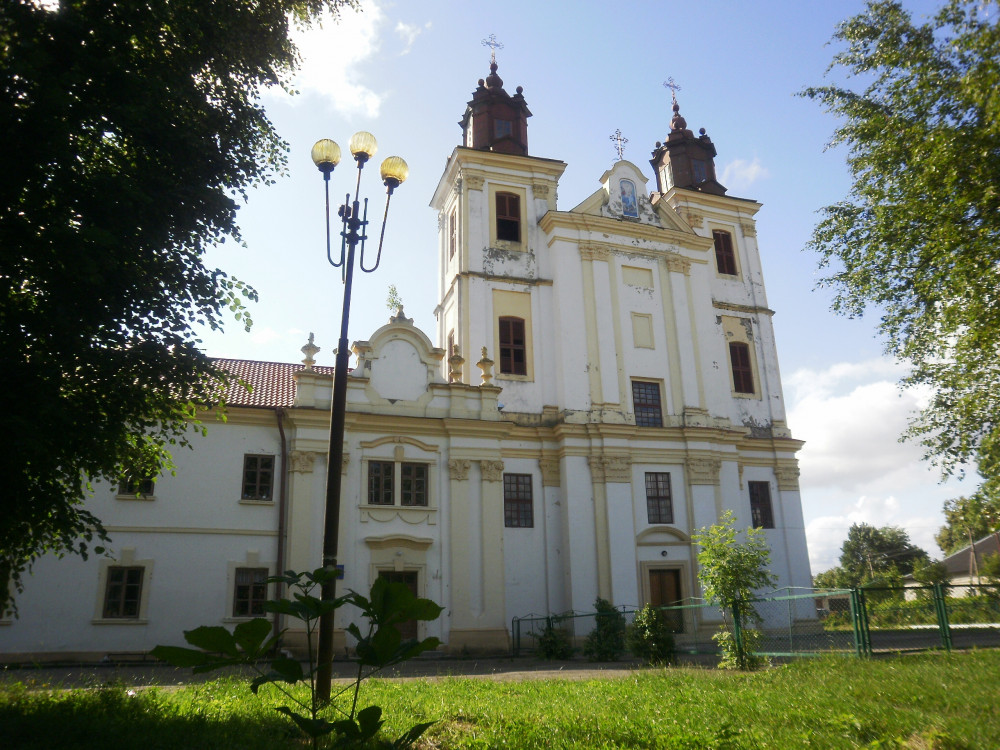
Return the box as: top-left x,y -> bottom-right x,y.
394,21 -> 431,55
788,356 -> 977,575
270,2 -> 386,117
720,157 -> 769,191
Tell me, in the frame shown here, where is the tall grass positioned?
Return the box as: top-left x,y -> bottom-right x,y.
3,651 -> 998,748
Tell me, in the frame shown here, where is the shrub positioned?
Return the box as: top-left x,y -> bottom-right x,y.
626,605 -> 675,665
535,616 -> 574,660
582,598 -> 627,661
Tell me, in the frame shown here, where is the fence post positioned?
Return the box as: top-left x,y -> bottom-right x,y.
512,617 -> 520,657
933,583 -> 952,652
850,588 -> 871,657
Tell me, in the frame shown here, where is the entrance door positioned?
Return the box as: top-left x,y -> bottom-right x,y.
649,569 -> 683,632
378,571 -> 419,640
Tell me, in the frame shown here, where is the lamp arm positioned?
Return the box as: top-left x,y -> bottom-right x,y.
361,192 -> 393,273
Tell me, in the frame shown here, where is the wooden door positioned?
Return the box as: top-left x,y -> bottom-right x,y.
649,569 -> 683,632
378,571 -> 419,640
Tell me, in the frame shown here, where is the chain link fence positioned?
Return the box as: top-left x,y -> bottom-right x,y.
511,583 -> 1000,659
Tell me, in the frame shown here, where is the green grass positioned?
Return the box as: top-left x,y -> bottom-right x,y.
3,651 -> 1000,748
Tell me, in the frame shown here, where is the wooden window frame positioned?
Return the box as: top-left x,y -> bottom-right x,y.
712,230 -> 738,276
367,460 -> 394,505
498,316 -> 527,376
729,342 -> 755,394
242,454 -> 274,501
401,463 -> 428,507
102,565 -> 144,619
503,473 -> 534,528
495,191 -> 521,243
644,472 -> 674,524
749,481 -> 775,529
632,381 -> 664,427
232,567 -> 269,617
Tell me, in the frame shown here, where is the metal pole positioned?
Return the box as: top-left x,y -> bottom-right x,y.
316,197 -> 361,703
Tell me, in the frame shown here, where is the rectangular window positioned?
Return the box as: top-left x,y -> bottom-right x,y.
749,481 -> 775,529
401,463 -> 428,507
692,158 -> 707,184
632,381 -> 663,427
242,455 -> 274,501
368,461 -> 394,505
494,119 -> 513,139
495,192 -> 521,243
118,477 -> 154,496
729,342 -> 755,394
503,473 -> 534,528
645,472 -> 673,524
712,230 -> 737,275
103,566 -> 143,619
448,209 -> 457,259
233,567 -> 268,617
498,317 -> 527,375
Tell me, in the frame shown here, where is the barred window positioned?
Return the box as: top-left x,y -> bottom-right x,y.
242,455 -> 274,500
645,472 -> 673,524
368,461 -> 394,505
503,473 -> 533,528
632,381 -> 663,427
233,567 -> 268,617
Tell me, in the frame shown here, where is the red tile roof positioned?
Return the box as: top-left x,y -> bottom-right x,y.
213,358 -> 335,408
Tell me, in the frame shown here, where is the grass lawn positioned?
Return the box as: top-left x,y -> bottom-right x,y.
3,650 -> 999,748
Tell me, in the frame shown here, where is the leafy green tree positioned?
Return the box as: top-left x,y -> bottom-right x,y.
0,0 -> 356,610
836,523 -> 928,587
813,566 -> 849,590
936,493 -> 1000,555
694,510 -> 777,670
801,0 -> 1000,486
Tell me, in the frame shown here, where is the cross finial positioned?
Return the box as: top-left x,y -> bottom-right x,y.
482,34 -> 503,65
663,76 -> 682,106
609,129 -> 628,161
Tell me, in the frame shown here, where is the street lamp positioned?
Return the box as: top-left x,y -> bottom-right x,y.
311,132 -> 408,701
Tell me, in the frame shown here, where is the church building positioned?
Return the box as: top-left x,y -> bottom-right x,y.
1,59 -> 812,660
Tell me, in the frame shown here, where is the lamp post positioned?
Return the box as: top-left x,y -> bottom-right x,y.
311,132 -> 408,702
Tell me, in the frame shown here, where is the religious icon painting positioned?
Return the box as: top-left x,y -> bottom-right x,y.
620,179 -> 639,218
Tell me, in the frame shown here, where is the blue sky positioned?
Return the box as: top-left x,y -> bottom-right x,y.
195,0 -> 977,573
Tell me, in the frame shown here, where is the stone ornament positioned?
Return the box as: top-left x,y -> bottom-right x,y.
448,345 -> 465,383
775,465 -> 800,491
464,175 -> 484,191
476,346 -> 495,385
480,460 -> 505,482
289,451 -> 317,473
740,222 -> 757,238
448,459 -> 470,481
579,243 -> 611,262
300,333 -> 320,369
662,254 -> 692,275
686,457 -> 721,485
588,455 -> 632,483
538,458 -> 560,487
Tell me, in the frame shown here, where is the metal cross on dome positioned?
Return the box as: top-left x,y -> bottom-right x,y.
663,76 -> 682,105
482,34 -> 503,64
610,129 -> 628,161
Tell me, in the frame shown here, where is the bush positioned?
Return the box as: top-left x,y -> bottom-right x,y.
535,616 -> 574,660
715,628 -> 768,671
582,598 -> 627,661
626,605 -> 675,665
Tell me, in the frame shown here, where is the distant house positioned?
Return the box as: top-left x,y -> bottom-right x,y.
936,533 -> 1000,590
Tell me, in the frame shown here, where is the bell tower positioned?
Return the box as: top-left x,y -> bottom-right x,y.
650,93 -> 726,196
458,41 -> 531,155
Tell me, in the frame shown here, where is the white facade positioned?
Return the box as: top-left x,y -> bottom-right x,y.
1,68 -> 813,660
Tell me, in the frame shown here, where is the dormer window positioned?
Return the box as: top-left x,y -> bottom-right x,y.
494,119 -> 512,139
692,159 -> 707,183
495,192 -> 520,242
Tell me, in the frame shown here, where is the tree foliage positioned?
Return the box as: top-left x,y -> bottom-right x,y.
817,523 -> 929,588
935,492 -> 1000,554
0,0 -> 356,607
801,0 -> 1000,484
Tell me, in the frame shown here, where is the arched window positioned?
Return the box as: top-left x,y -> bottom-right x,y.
498,316 -> 527,375
495,192 -> 520,242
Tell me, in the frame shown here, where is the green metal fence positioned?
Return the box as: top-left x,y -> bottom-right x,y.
510,584 -> 1000,659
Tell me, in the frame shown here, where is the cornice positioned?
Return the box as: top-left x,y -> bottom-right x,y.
539,210 -> 714,251
457,270 -> 554,287
712,300 -> 776,317
663,188 -> 762,215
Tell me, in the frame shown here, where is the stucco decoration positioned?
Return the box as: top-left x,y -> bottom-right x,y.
595,160 -> 661,225
289,450 -> 316,473
359,310 -> 446,403
686,457 -> 722,485
538,458 -> 560,487
680,209 -> 704,228
588,455 -> 632,483
448,459 -> 471,481
775,465 -> 801,491
342,454 -> 350,475
463,174 -> 484,191
579,243 -> 611,262
532,182 -> 550,197
662,254 -> 692,275
480,460 -> 505,482
740,222 -> 756,238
